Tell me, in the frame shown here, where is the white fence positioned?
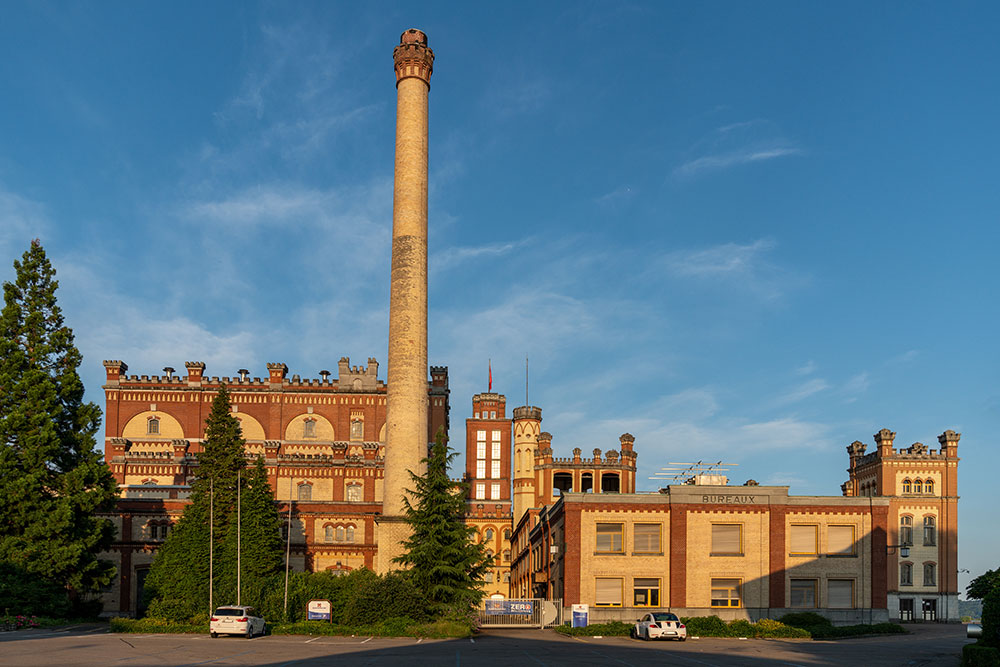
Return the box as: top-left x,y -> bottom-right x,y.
477,599 -> 561,628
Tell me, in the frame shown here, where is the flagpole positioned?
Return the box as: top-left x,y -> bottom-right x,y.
209,477 -> 214,616
237,468 -> 241,606
283,500 -> 292,620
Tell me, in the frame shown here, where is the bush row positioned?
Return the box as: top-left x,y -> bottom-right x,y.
964,644 -> 1000,667
110,616 -> 473,639
555,614 -> 905,640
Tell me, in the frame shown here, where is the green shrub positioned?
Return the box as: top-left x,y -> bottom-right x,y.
983,586 -> 1000,648
778,612 -> 833,630
753,617 -> 810,638
680,615 -> 729,636
554,621 -> 633,636
110,617 -> 206,634
964,643 -> 1000,667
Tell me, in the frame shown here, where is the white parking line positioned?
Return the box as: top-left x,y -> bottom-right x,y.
304,636 -> 321,643
360,637 -> 373,644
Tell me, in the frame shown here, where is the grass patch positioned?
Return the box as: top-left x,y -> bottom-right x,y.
110,617 -> 206,634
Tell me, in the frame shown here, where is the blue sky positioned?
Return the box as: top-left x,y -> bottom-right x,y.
1,2 -> 997,593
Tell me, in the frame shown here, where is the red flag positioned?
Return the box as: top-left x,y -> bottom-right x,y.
488,359 -> 492,392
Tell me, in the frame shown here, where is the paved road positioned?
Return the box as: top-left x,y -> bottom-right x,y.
0,623 -> 972,666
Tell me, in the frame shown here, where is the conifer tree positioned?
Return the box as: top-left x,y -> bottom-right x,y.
394,430 -> 490,611
0,240 -> 118,610
146,386 -> 282,618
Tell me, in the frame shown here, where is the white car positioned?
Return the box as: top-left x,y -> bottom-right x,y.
210,605 -> 265,638
632,612 -> 687,641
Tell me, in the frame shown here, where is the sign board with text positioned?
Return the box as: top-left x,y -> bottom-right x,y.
484,600 -> 534,616
307,599 -> 332,621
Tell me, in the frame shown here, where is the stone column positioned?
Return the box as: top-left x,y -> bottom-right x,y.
378,29 -> 434,573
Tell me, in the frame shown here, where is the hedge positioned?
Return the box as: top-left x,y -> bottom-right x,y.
109,616 -> 473,638
555,615 -> 904,640
964,644 -> 1000,667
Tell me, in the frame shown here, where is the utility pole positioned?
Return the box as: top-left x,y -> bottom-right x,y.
283,501 -> 292,620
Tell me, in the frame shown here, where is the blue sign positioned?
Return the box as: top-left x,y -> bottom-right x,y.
307,599 -> 332,621
485,600 -> 534,615
571,604 -> 589,628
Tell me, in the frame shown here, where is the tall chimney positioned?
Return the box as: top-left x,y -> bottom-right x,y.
379,28 -> 434,572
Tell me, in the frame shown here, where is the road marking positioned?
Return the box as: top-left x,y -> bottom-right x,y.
361,637 -> 373,644
305,636 -> 321,643
469,638 -> 475,643
417,638 -> 423,643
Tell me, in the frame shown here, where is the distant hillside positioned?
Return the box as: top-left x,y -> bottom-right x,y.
960,599 -> 983,620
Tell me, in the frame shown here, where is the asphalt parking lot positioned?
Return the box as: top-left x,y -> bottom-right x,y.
0,622 -> 972,666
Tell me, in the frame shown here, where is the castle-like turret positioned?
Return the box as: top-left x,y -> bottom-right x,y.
512,405 -> 542,524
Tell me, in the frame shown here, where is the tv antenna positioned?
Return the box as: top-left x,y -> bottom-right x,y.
649,460 -> 739,485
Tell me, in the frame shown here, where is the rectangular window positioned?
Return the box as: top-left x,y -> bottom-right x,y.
491,483 -> 500,500
901,563 -> 913,586
491,460 -> 501,479
633,578 -> 661,607
790,579 -> 817,608
595,577 -> 623,607
711,524 -> 742,555
710,578 -> 741,608
633,523 -> 661,553
475,483 -> 485,500
492,442 -> 501,459
490,411 -> 496,419
297,484 -> 311,501
596,523 -> 624,553
476,460 -> 486,478
477,442 -> 486,459
828,525 -> 857,556
477,430 -> 486,442
492,429 -> 501,442
924,563 -> 936,586
828,580 -> 855,608
790,524 -> 818,555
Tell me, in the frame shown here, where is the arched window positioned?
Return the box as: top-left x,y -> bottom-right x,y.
345,525 -> 355,542
149,524 -> 159,541
485,528 -> 494,541
923,516 -> 936,546
503,549 -> 510,562
346,483 -> 362,502
900,562 -> 913,586
147,417 -> 160,435
486,549 -> 494,560
336,525 -> 345,542
925,479 -> 935,494
902,479 -> 911,494
503,528 -> 511,540
914,479 -> 923,494
324,525 -> 334,542
900,515 -> 913,546
297,483 -> 312,501
924,562 -> 936,586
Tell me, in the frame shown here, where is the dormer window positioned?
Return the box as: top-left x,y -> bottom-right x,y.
147,417 -> 160,435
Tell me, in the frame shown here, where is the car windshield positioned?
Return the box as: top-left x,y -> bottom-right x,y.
652,613 -> 679,622
214,608 -> 244,616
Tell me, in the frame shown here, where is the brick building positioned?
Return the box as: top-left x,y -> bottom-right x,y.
97,358 -> 449,616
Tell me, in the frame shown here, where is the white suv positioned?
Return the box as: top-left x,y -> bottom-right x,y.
210,606 -> 265,638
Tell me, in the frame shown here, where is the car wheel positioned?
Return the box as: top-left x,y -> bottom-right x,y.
246,626 -> 252,639
210,632 -> 217,639
643,629 -> 650,641
679,636 -> 686,642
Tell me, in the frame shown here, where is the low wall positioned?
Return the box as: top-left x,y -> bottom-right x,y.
571,606 -> 891,626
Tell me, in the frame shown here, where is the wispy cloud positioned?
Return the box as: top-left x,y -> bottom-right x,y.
795,360 -> 818,376
665,239 -> 776,278
675,147 -> 801,177
432,240 -> 530,273
673,118 -> 802,178
777,378 -> 830,404
0,185 -> 49,260
842,372 -> 870,402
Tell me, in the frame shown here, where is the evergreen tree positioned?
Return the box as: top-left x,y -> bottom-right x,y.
394,430 -> 490,612
146,386 -> 282,618
0,240 -> 118,611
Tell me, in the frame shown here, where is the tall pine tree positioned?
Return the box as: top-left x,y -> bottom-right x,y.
145,386 -> 282,619
0,240 -> 118,610
394,430 -> 490,612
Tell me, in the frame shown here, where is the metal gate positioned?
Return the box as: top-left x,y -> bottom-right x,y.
477,599 -> 561,628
